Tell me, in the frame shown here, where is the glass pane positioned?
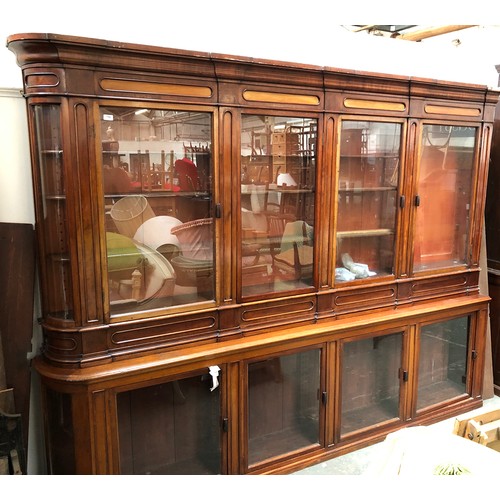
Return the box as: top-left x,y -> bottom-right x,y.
240,115 -> 316,296
336,121 -> 401,283
117,373 -> 221,474
33,105 -> 73,320
247,349 -> 321,466
417,316 -> 469,411
100,107 -> 214,315
413,125 -> 476,272
341,332 -> 402,436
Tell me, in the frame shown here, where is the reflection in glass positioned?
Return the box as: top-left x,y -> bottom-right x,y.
417,316 -> 469,411
240,115 -> 316,296
100,107 -> 214,315
117,374 -> 221,474
414,125 -> 476,272
341,332 -> 402,436
336,121 -> 401,283
247,349 -> 321,466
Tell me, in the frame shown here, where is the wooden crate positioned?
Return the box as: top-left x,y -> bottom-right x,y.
453,409 -> 500,452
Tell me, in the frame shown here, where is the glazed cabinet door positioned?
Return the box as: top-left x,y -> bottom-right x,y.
99,104 -> 216,317
244,346 -> 323,472
335,119 -> 404,284
413,314 -> 476,414
337,329 -> 407,440
30,103 -> 74,322
115,367 -> 224,475
239,114 -> 318,297
411,123 -> 479,274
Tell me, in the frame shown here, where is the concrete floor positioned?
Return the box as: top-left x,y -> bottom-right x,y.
294,395 -> 500,475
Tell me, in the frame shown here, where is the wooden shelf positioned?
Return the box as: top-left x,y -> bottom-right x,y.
338,186 -> 397,193
337,228 -> 394,238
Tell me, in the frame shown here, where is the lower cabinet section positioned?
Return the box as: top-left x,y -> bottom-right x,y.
36,296 -> 488,474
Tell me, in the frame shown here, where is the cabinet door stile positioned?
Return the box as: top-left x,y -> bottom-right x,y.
70,98 -> 105,325
392,119 -> 409,279
93,101 -> 112,322
60,98 -> 83,325
470,123 -> 493,266
72,390 -> 95,474
225,362 -> 240,474
312,113 -> 326,290
401,326 -> 417,421
322,114 -> 337,289
328,339 -> 341,445
90,389 -> 113,474
239,359 -> 250,473
107,388 -> 122,474
220,107 -> 239,302
470,306 -> 488,398
401,119 -> 419,278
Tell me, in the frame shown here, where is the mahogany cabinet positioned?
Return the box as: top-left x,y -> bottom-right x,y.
485,64 -> 500,396
7,33 -> 498,474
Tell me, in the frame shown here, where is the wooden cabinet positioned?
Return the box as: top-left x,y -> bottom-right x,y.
7,33 -> 498,474
485,66 -> 500,396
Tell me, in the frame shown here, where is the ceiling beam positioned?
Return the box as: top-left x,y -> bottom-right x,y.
395,25 -> 477,41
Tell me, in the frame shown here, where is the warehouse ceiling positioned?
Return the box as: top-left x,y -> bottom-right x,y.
344,25 -> 478,41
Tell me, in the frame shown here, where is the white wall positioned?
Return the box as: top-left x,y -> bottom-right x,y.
2,4 -> 500,89
0,89 -> 34,223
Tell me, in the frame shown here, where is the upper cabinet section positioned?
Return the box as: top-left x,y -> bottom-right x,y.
7,33 -> 498,339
